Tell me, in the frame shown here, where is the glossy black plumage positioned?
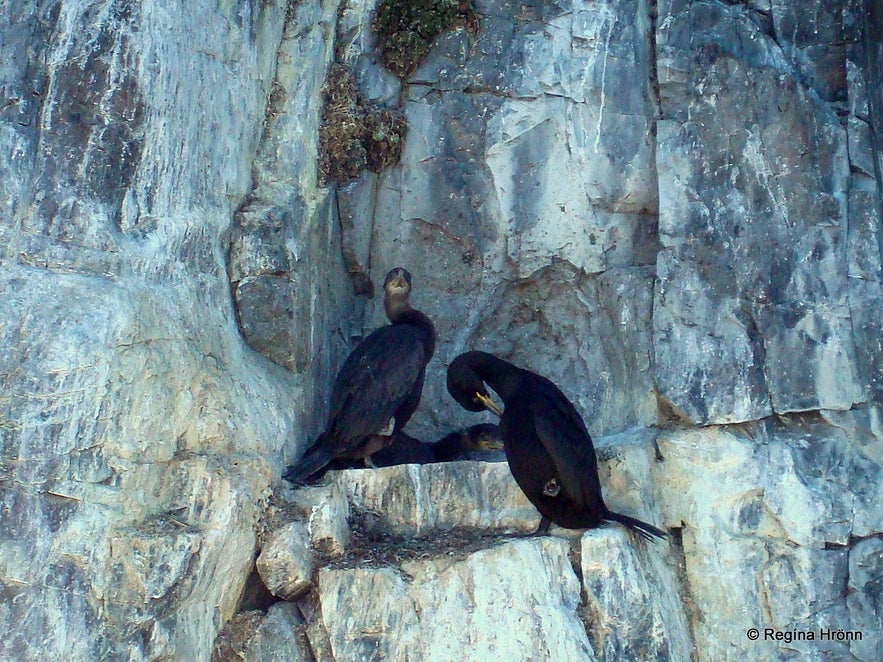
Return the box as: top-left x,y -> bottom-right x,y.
447,351 -> 666,541
370,423 -> 504,467
283,268 -> 435,484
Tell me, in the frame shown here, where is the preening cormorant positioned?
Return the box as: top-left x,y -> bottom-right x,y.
370,423 -> 504,467
283,268 -> 436,484
446,351 -> 666,541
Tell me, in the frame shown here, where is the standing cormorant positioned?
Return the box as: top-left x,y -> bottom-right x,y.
370,423 -> 504,467
283,268 -> 436,484
446,351 -> 666,541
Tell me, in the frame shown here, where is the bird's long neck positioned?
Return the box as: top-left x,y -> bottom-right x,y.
467,351 -> 524,402
432,431 -> 466,461
384,295 -> 411,322
385,297 -> 437,357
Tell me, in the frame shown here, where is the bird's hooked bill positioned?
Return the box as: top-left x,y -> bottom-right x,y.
478,434 -> 504,451
384,267 -> 411,292
476,392 -> 504,417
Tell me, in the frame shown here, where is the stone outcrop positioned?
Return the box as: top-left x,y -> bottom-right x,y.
1,0 -> 881,661
236,419 -> 880,660
256,521 -> 314,600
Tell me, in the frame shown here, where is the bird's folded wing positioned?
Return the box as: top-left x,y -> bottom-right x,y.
529,394 -> 601,507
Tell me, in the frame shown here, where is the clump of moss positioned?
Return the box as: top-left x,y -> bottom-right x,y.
372,0 -> 477,78
364,109 -> 408,172
318,65 -> 366,183
318,65 -> 408,184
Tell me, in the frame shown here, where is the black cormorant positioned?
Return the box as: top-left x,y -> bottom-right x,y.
283,268 -> 436,484
446,351 -> 666,541
370,423 -> 504,467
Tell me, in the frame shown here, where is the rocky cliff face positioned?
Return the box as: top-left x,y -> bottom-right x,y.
1,1 -> 880,661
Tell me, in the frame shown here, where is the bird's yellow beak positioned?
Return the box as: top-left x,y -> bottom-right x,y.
476,392 -> 503,417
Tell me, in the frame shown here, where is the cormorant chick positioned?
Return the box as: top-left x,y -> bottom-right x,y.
283,268 -> 436,484
434,423 -> 504,462
370,423 -> 504,467
446,351 -> 666,541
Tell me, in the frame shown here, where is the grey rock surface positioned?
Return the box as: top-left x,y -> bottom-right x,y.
256,521 -> 314,600
580,528 -> 692,662
333,460 -> 542,536
656,0 -> 864,424
358,0 -> 663,440
0,1 -> 332,660
847,535 -> 883,661
288,482 -> 351,556
654,419 -> 882,661
1,0 -> 881,660
318,536 -> 596,662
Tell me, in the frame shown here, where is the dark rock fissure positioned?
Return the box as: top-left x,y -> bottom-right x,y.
647,0 -> 661,125
668,526 -> 700,662
566,539 -> 600,655
236,564 -> 279,613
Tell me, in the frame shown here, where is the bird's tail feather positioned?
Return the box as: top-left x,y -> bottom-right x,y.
605,511 -> 668,542
282,438 -> 334,485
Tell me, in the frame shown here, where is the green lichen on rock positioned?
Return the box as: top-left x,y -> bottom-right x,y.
372,0 -> 476,78
317,65 -> 408,184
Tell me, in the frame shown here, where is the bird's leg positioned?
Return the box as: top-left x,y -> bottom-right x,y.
533,516 -> 552,535
360,432 -> 398,468
345,434 -> 396,468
